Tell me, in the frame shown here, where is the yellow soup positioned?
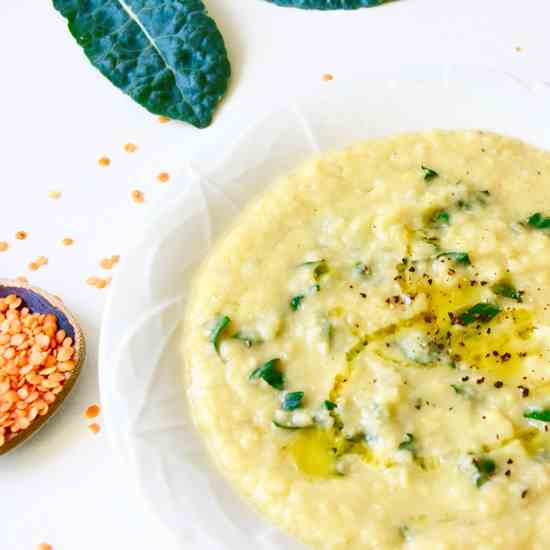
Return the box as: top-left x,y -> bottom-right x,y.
183,131 -> 550,550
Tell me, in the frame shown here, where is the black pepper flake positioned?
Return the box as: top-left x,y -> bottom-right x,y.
521,489 -> 528,499
408,266 -> 416,273
494,381 -> 504,389
427,279 -> 433,285
505,470 -> 511,477
480,281 -> 488,286
501,352 -> 512,362
462,376 -> 470,382
360,292 -> 367,299
470,280 -> 477,287
476,377 -> 485,385
492,350 -> 499,357
507,459 -> 514,464
519,352 -> 527,358
517,385 -> 530,398
486,328 -> 491,335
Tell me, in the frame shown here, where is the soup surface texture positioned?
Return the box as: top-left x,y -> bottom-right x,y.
184,131 -> 550,550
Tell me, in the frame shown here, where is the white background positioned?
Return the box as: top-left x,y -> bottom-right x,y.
1,1 -> 549,549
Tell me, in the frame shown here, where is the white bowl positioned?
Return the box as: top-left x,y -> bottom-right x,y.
99,66 -> 550,550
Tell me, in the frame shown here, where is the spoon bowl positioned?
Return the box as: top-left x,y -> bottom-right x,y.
0,279 -> 85,455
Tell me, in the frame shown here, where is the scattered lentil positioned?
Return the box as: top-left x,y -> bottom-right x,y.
99,255 -> 120,270
0,295 -> 76,448
123,143 -> 138,153
322,73 -> 334,81
62,238 -> 74,246
88,423 -> 101,434
131,190 -> 144,204
0,242 -> 8,252
15,231 -> 27,240
157,172 -> 170,183
37,544 -> 53,550
48,190 -> 62,199
98,156 -> 111,167
158,116 -> 170,124
85,404 -> 100,419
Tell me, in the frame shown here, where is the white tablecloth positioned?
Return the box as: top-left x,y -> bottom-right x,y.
1,0 -> 549,548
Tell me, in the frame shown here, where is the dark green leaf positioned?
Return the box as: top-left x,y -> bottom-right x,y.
264,0 -> 386,9
456,303 -> 500,326
282,391 -> 304,411
250,359 -> 284,390
421,165 -> 439,181
436,252 -> 471,265
210,315 -> 230,353
52,0 -> 231,128
527,212 -> 550,230
431,210 -> 450,226
324,400 -> 337,411
492,281 -> 522,302
451,384 -> 465,395
524,409 -> 550,422
290,295 -> 305,311
473,457 -> 496,487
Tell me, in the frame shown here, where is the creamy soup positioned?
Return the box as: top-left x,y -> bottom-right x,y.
183,131 -> 550,549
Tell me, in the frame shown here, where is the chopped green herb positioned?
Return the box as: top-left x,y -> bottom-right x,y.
398,433 -> 416,453
272,420 -> 306,430
431,209 -> 450,226
476,190 -> 491,206
344,432 -> 366,443
436,252 -> 471,265
232,331 -> 262,347
324,400 -> 337,411
282,391 -> 304,411
456,303 -> 500,326
524,409 -> 550,422
210,315 -> 231,353
249,359 -> 284,390
322,319 -> 333,347
457,199 -> 470,210
421,165 -> 439,181
473,457 -> 496,487
290,294 -> 305,311
398,525 -> 412,542
309,284 -> 321,294
527,212 -> 550,229
299,259 -> 328,280
492,281 -> 522,302
451,384 -> 476,399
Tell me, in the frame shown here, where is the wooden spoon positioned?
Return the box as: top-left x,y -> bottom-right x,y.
0,279 -> 86,455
